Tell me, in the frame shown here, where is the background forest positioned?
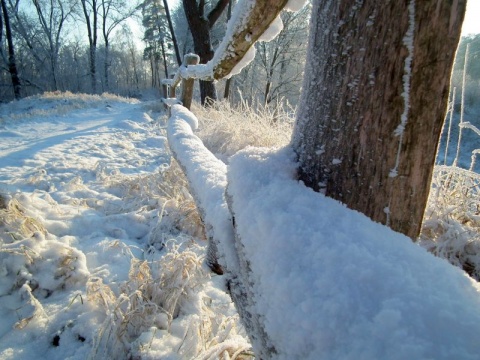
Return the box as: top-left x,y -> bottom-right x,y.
0,0 -> 308,107
2,1 -> 480,359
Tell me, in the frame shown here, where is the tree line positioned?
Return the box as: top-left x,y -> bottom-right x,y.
1,0 -> 310,105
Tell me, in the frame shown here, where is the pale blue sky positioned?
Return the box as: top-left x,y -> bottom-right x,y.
462,0 -> 480,35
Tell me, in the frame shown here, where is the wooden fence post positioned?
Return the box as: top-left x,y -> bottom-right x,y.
181,54 -> 200,110
168,74 -> 176,99
162,82 -> 168,100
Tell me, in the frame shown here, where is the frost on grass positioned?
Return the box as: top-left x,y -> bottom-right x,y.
193,100 -> 294,160
227,146 -> 480,359
0,94 -> 251,359
420,165 -> 480,281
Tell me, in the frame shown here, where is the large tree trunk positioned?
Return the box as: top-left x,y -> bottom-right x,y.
182,2 -> 217,104
292,0 -> 466,239
182,0 -> 230,105
1,0 -> 21,99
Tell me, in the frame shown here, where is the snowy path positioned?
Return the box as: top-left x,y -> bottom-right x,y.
0,94 -> 248,359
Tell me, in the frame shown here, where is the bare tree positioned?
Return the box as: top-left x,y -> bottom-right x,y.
79,0 -> 99,93
161,0 -> 181,66
256,9 -> 308,105
31,0 -> 75,90
292,0 -> 466,239
1,0 -> 21,99
100,0 -> 139,91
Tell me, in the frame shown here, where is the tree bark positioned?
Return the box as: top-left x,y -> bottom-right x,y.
292,0 -> 466,239
1,0 -> 21,99
182,0 -> 229,105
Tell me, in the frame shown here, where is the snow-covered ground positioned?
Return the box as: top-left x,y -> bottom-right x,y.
0,93 -> 250,359
2,92 -> 480,360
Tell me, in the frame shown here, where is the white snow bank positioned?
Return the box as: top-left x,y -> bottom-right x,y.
227,146 -> 480,359
166,105 -> 239,273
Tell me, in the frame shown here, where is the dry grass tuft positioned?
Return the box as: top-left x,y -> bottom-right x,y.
420,165 -> 480,280
193,100 -> 294,159
96,160 -> 204,242
89,243 -> 208,359
0,195 -> 47,243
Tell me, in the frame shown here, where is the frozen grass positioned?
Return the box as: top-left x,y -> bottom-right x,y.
420,165 -> 480,281
88,242 -> 251,360
193,100 -> 294,159
0,91 -> 138,124
0,194 -> 47,243
0,169 -> 248,359
88,244 -> 205,359
97,159 -> 205,252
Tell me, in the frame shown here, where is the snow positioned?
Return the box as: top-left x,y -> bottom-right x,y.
227,46 -> 257,79
166,105 -> 239,274
227,146 -> 480,359
258,15 -> 284,42
3,93 -> 480,359
0,93 -> 248,359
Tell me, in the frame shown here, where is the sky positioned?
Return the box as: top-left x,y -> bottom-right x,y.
462,0 -> 480,35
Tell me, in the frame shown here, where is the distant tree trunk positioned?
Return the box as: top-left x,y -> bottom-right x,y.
104,38 -> 110,90
223,0 -> 233,100
31,0 -> 71,91
1,0 -> 21,99
160,37 -> 169,78
162,0 -> 181,66
182,0 -> 229,105
81,0 -> 98,93
292,0 -> 466,239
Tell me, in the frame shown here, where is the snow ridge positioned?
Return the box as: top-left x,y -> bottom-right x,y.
227,146 -> 480,359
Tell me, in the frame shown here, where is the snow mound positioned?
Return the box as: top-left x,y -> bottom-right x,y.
227,146 -> 480,360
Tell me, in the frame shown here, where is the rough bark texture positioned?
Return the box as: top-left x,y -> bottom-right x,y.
293,0 -> 465,239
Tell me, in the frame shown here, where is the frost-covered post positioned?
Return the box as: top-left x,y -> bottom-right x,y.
180,54 -> 200,110
292,0 -> 466,239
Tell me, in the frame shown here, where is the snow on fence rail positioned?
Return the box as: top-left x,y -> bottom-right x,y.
160,0 -> 295,109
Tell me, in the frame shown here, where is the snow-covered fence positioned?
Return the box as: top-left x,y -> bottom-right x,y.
161,54 -> 200,110
166,104 -> 276,357
161,0 -> 313,356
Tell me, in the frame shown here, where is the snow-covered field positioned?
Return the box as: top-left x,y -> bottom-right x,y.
0,93 -> 250,359
2,92 -> 480,360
